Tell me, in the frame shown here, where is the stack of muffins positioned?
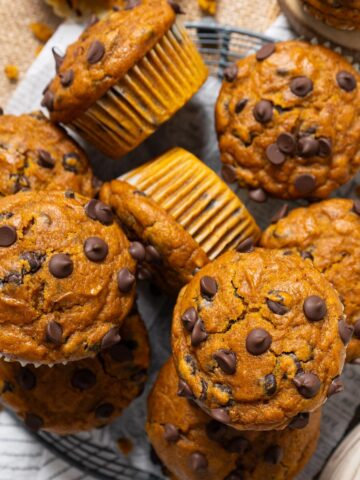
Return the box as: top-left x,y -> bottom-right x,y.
0,1 -> 360,479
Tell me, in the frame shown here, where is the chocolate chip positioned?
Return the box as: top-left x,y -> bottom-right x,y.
95,403 -> 114,419
84,237 -> 108,262
60,70 -> 74,88
45,320 -> 63,345
41,90 -> 54,111
246,328 -> 272,355
353,200 -> 360,216
117,268 -> 135,293
221,164 -> 237,183
264,373 -> 277,395
0,225 -> 17,247
37,149 -> 55,169
298,137 -> 319,158
0,107 -> 3,115
294,174 -> 316,195
226,436 -> 249,454
210,408 -> 231,424
21,251 -> 45,273
205,420 -> 228,442
213,349 -> 236,374
293,372 -> 321,398
354,319 -> 360,339
71,369 -> 96,390
101,327 -> 121,350
164,424 -> 180,443
87,40 -> 105,64
256,42 -> 275,61
137,264 -> 152,281
191,318 -> 208,347
189,452 -> 208,472
277,132 -> 296,155
289,412 -> 309,429
145,245 -> 162,264
200,276 -> 218,300
266,299 -> 288,315
236,238 -> 254,253
303,295 -> 327,321
65,191 -> 75,199
85,199 -> 98,220
51,47 -> 64,73
62,152 -> 81,173
181,307 -> 198,332
94,201 -> 113,225
338,318 -> 354,345
235,99 -> 248,114
318,137 -> 332,157
129,241 -> 146,261
224,64 -> 238,82
253,100 -> 273,123
48,253 -> 73,278
16,367 -> 36,390
264,445 -> 283,464
168,0 -> 185,13
327,376 -> 344,397
249,188 -> 267,202
271,204 -> 288,223
301,251 -> 314,261
266,144 -> 285,165
177,379 -> 193,398
12,174 -> 30,193
24,413 -> 43,431
336,71 -> 357,92
290,76 -> 313,97
87,14 -> 99,27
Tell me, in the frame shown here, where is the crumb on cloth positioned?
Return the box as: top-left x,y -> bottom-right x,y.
4,65 -> 19,82
29,22 -> 54,43
117,437 -> 133,455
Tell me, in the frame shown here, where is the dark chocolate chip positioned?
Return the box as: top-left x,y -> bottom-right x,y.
224,64 -> 238,82
129,241 -> 146,262
338,318 -> 354,345
164,423 -> 180,443
336,71 -> 357,92
21,251 -> 45,273
37,149 -> 55,169
94,201 -> 113,225
95,403 -> 114,419
353,200 -> 360,216
62,152 -> 81,173
200,276 -> 218,300
264,373 -> 277,395
235,99 -> 248,114
210,408 -> 231,424
108,342 -> 133,362
213,349 -> 236,374
71,368 -> 96,390
137,265 -> 152,281
189,452 -> 208,472
221,164 -> 237,183
290,76 -> 313,97
266,299 -> 288,315
0,107 -> 3,115
16,367 -> 36,390
301,251 -> 314,261
294,174 -> 316,195
298,137 -> 319,158
191,318 -> 208,347
101,327 -> 121,350
293,372 -> 321,398
85,199 -> 98,220
318,137 -> 332,157
205,420 -> 228,442
51,47 -> 64,73
117,268 -> 135,293
354,319 -> 360,339
41,90 -> 54,111
181,307 -> 198,332
303,295 -> 327,321
45,320 -> 63,345
277,132 -> 296,155
2,381 -> 14,393
48,253 -> 73,278
177,379 -> 193,399
253,100 -> 273,123
168,0 -> 185,13
84,237 -> 108,262
246,328 -> 272,355
266,143 -> 285,165
256,42 -> 275,61
60,70 -> 74,88
271,204 -> 289,223
249,188 -> 267,202
236,238 -> 254,253
289,412 -> 310,429
264,445 -> 283,464
87,40 -> 105,64
24,413 -> 43,431
65,190 -> 75,199
145,245 -> 162,264
327,376 -> 344,397
0,225 -> 17,247
226,436 -> 249,454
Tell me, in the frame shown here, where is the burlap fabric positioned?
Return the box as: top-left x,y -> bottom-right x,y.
0,0 -> 279,107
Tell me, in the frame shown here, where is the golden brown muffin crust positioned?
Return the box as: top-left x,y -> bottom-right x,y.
172,248 -> 346,430
0,191 -> 136,365
215,40 -> 360,199
0,311 -> 149,434
302,0 -> 360,30
0,112 -> 94,197
147,359 -> 321,480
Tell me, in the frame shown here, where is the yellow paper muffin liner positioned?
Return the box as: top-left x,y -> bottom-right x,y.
69,23 -> 208,159
121,148 -> 261,260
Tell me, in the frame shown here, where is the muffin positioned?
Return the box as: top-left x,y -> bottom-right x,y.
42,0 -> 208,159
147,359 -> 322,480
172,248 -> 348,431
0,311 -> 149,434
45,0 -> 123,19
261,198 -> 360,363
215,40 -> 360,200
100,148 -> 260,292
0,191 -> 136,365
0,112 -> 95,197
302,0 -> 360,30
198,0 -> 217,15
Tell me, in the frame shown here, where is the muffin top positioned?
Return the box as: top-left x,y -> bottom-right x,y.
147,359 -> 321,480
261,198 -> 360,363
0,112 -> 95,197
0,191 -> 136,365
43,0 -> 177,123
215,40 -> 360,199
302,0 -> 360,30
0,311 -> 149,434
45,0 -> 126,19
172,248 -> 347,430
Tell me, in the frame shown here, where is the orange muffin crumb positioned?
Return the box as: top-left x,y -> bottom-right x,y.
29,22 -> 54,43
4,65 -> 19,82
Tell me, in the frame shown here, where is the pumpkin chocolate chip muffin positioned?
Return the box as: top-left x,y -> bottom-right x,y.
261,198 -> 360,363
100,148 -> 260,293
215,40 -> 360,199
147,359 -> 322,480
0,112 -> 95,197
0,310 -> 149,434
43,0 -> 208,159
0,191 -> 136,365
172,248 -> 347,431
302,0 -> 360,30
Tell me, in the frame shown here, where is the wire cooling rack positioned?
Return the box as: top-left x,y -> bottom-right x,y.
23,22 -> 276,480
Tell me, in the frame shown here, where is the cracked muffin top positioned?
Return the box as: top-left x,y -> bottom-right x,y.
302,0 -> 360,30
147,359 -> 322,480
172,248 -> 347,431
0,311 -> 149,434
261,198 -> 360,363
0,190 -> 136,365
43,0 -> 176,123
0,112 -> 95,197
215,40 -> 360,199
